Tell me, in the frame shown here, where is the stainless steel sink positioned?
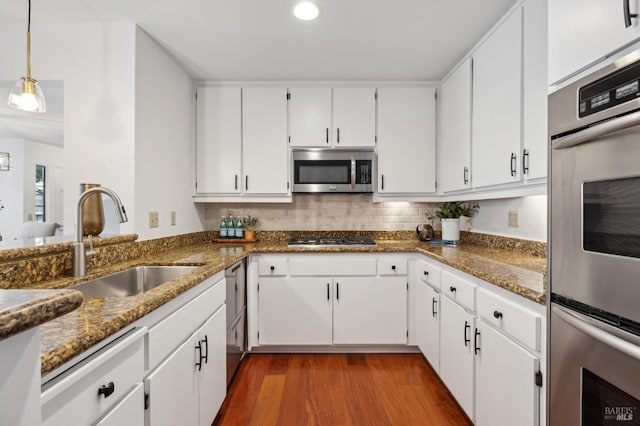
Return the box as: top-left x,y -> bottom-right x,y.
72,265 -> 200,297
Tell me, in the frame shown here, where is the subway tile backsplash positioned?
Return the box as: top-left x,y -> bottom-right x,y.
204,194 -> 458,231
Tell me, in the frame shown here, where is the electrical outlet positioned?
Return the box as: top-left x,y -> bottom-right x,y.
508,210 -> 519,227
149,212 -> 159,228
171,211 -> 176,226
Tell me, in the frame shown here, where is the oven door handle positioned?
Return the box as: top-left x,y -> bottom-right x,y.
552,305 -> 640,361
552,110 -> 640,150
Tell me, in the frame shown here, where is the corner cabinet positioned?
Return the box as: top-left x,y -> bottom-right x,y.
549,0 -> 640,85
377,87 -> 436,195
251,254 -> 408,347
194,87 -> 290,202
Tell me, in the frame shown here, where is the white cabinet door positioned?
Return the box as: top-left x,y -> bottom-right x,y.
242,88 -> 289,194
96,383 -> 144,426
333,277 -> 407,344
332,88 -> 376,147
522,0 -> 548,181
472,8 -> 523,188
439,59 -> 472,192
439,295 -> 475,421
198,307 -> 227,426
258,277 -> 333,345
475,321 -> 540,426
145,330 -> 199,426
549,0 -> 640,84
377,87 -> 436,194
195,87 -> 242,194
289,88 -> 332,147
416,282 -> 440,373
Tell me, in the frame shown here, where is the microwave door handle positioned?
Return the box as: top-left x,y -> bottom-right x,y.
351,157 -> 356,189
552,109 -> 640,149
552,305 -> 640,361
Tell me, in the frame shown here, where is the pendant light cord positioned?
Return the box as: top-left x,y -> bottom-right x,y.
28,0 -> 31,32
26,0 -> 31,79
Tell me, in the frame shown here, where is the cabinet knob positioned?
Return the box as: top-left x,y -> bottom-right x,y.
449,286 -> 457,293
391,265 -> 396,270
98,382 -> 115,398
493,310 -> 503,319
423,270 -> 429,276
270,265 -> 275,271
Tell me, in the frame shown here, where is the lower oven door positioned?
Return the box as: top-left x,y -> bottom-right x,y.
550,303 -> 640,426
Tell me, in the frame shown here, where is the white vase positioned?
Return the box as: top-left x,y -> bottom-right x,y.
441,218 -> 460,241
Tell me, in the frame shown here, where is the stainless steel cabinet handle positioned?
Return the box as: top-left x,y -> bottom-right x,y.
463,167 -> 469,185
553,305 -> 640,361
625,0 -> 638,27
522,149 -> 529,175
510,153 -> 517,177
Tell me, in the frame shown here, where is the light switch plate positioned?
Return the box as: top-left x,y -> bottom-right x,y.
149,212 -> 159,228
170,211 -> 176,226
508,210 -> 519,227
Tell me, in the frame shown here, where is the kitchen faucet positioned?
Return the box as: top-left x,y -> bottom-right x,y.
73,187 -> 128,277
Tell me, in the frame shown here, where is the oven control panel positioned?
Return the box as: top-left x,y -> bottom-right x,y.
579,60 -> 640,118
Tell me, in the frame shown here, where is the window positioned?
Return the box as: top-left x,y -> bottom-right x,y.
35,165 -> 46,222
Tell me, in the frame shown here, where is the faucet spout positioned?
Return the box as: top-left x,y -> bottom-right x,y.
73,187 -> 128,277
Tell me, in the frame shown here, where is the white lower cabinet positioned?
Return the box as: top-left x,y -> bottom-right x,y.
475,321 -> 539,426
258,277 -> 333,345
440,295 -> 476,420
254,254 -> 408,346
95,383 -> 145,426
415,280 -> 440,373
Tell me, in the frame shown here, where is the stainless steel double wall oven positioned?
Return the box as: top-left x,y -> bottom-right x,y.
550,49 -> 640,425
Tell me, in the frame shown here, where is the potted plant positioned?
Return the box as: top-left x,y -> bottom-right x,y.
434,202 -> 476,241
241,215 -> 259,241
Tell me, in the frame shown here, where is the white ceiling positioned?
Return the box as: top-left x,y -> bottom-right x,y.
0,0 -> 518,81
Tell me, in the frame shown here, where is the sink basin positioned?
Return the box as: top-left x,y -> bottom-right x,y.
72,265 -> 200,297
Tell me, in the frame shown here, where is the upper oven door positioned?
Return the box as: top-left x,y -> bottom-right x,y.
551,113 -> 640,324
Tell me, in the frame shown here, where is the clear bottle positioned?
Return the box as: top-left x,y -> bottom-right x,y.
235,215 -> 244,239
219,216 -> 228,239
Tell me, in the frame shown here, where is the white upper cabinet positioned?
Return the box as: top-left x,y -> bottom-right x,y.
288,88 -> 332,147
289,87 -> 375,148
195,87 -> 242,194
522,0 -> 548,181
549,0 -> 640,85
242,87 -> 289,195
438,59 -> 472,192
377,87 -> 436,194
332,88 -> 376,147
472,8 -> 523,188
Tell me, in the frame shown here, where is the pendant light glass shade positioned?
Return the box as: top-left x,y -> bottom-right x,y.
8,76 -> 46,113
8,0 -> 46,113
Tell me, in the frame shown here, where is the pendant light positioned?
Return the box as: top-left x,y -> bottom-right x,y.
7,0 -> 46,113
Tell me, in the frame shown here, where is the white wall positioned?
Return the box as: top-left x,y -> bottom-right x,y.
0,22 -> 137,237
0,139 -> 24,241
134,27 -> 201,240
470,195 -> 547,241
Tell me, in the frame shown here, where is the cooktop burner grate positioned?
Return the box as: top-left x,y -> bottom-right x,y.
287,237 -> 377,248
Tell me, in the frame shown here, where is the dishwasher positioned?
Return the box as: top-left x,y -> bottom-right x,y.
225,259 -> 246,385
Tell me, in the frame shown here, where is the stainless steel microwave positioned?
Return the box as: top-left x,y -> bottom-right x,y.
292,150 -> 374,193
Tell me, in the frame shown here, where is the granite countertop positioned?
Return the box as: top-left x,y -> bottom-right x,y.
27,239 -> 545,376
0,289 -> 84,341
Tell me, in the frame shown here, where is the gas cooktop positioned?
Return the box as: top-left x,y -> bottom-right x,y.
287,237 -> 377,248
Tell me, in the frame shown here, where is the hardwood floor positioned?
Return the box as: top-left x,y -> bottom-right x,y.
214,353 -> 472,426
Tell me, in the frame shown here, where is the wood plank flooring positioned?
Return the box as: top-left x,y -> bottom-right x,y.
214,353 -> 472,426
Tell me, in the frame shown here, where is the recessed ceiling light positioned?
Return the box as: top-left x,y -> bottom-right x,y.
293,2 -> 320,21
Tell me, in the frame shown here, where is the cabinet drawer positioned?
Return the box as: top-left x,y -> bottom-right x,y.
477,288 -> 541,352
441,271 -> 476,311
95,382 -> 144,426
416,259 -> 441,289
377,257 -> 407,275
147,278 -> 225,371
42,328 -> 146,426
258,258 -> 289,276
289,257 -> 376,276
